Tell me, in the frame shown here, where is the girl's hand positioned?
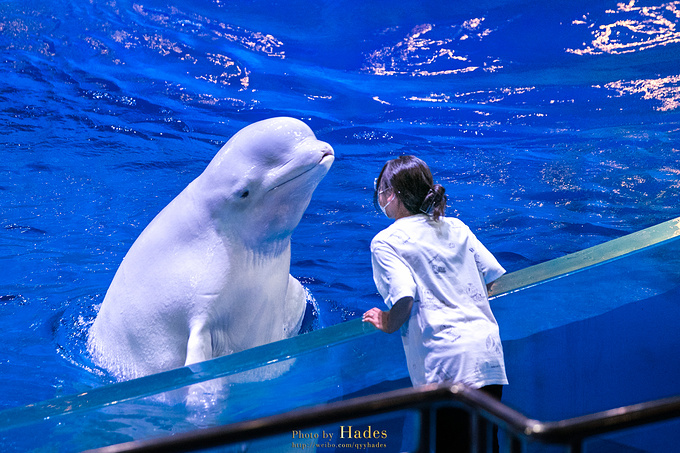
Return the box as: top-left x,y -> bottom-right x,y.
362,296 -> 413,334
362,307 -> 389,332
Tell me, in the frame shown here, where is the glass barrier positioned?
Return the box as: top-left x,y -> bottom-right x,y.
492,232 -> 680,341
0,332 -> 409,451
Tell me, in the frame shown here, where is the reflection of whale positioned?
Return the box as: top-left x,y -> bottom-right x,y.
87,117 -> 334,380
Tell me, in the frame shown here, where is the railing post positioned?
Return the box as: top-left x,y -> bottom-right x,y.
472,411 -> 492,453
568,441 -> 582,453
509,434 -> 523,453
419,407 -> 431,453
471,412 -> 480,453
435,405 -> 473,452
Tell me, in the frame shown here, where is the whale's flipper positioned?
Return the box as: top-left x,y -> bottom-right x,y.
284,275 -> 307,337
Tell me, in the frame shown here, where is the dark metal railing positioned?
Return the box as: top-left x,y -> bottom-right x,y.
83,384 -> 680,453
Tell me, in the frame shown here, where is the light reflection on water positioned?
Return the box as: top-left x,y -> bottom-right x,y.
362,20 -> 501,76
606,74 -> 680,111
568,0 -> 680,56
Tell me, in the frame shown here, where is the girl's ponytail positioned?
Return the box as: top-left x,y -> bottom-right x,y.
419,184 -> 446,221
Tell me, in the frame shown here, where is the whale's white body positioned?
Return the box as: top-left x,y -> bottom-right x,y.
88,117 -> 334,380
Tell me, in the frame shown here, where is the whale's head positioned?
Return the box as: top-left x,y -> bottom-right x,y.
196,117 -> 334,249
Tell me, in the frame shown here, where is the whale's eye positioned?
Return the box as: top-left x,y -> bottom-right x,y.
240,190 -> 249,199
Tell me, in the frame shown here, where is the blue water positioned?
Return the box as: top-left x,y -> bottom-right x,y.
1,0 -> 680,450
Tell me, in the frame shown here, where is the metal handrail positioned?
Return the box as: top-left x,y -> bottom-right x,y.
84,384 -> 680,453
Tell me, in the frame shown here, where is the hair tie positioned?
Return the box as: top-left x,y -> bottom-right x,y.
419,188 -> 437,216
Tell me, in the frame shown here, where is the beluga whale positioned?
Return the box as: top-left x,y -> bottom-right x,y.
88,117 -> 334,383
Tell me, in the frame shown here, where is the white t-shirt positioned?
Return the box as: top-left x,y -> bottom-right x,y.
371,214 -> 508,388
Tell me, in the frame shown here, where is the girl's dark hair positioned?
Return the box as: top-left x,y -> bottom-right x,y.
374,156 -> 447,221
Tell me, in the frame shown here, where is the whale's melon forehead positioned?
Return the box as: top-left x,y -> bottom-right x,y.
198,117 -> 331,202
240,117 -> 312,145
216,117 -> 316,167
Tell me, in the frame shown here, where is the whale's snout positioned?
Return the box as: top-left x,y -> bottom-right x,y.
318,142 -> 335,166
321,148 -> 334,161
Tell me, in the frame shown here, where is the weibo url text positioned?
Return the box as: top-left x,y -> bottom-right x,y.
291,426 -> 388,450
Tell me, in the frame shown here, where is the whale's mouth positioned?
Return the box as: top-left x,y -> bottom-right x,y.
268,151 -> 333,192
320,149 -> 334,161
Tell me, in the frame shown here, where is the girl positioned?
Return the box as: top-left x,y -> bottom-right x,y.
362,156 -> 507,449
